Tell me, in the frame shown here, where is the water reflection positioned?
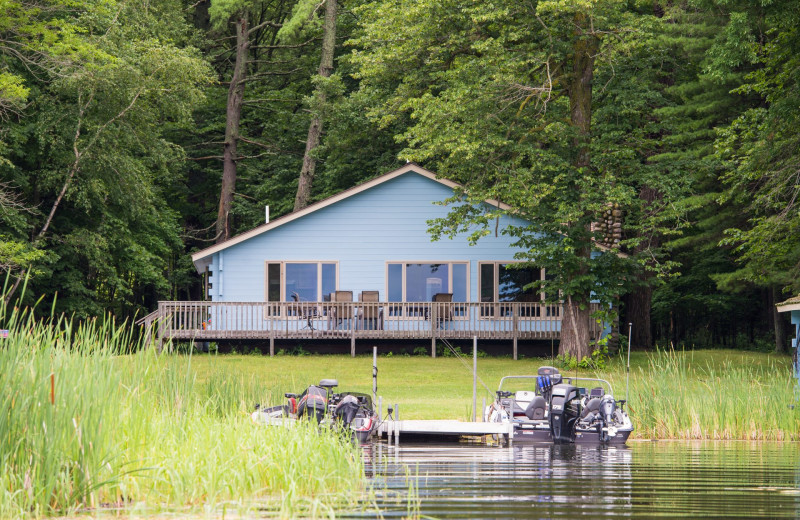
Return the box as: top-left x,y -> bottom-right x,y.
355,442 -> 800,519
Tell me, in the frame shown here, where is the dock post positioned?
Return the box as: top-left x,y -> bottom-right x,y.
350,324 -> 356,357
431,337 -> 436,358
269,336 -> 274,357
472,336 -> 478,422
394,421 -> 399,445
513,336 -> 518,361
373,346 -> 378,405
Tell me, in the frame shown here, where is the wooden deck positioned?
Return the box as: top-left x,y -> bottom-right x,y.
141,301 -> 602,358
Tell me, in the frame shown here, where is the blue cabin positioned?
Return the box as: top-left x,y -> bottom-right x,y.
150,164 -> 603,356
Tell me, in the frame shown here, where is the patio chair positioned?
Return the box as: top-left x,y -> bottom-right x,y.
332,290 -> 353,329
432,292 -> 453,328
358,291 -> 382,330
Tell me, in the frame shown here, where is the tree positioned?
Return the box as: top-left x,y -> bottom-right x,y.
208,0 -> 290,242
713,0 -> 800,353
290,0 -> 340,211
0,0 -> 211,315
351,0 -> 687,359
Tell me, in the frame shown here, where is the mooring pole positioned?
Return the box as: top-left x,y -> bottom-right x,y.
372,346 -> 378,405
626,322 -> 632,403
473,336 -> 478,422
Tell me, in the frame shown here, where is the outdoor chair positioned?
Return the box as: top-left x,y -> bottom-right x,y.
332,290 -> 353,329
358,291 -> 382,330
432,292 -> 453,328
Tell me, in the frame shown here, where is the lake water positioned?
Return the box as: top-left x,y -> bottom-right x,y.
354,441 -> 800,519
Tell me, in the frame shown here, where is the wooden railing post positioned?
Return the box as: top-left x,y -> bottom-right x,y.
512,303 -> 519,360
350,304 -> 356,357
430,302 -> 437,358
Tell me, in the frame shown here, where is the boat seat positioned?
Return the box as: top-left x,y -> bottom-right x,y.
525,395 -> 547,420
514,390 -> 536,411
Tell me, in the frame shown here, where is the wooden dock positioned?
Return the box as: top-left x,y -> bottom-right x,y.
378,419 -> 515,444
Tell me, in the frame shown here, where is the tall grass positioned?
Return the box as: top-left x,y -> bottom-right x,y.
0,300 -> 364,518
619,347 -> 800,440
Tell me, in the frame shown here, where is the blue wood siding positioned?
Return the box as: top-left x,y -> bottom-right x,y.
207,170 -> 533,304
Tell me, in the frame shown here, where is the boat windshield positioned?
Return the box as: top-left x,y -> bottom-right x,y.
498,375 -> 614,397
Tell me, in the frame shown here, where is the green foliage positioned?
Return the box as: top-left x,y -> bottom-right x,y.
713,2 -> 800,295
277,0 -> 324,42
0,302 -> 364,516
557,341 -> 608,370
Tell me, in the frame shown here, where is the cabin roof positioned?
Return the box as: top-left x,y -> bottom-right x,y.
777,294 -> 800,313
191,163 -> 509,270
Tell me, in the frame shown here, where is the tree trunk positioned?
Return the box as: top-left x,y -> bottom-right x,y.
294,0 -> 337,211
558,27 -> 599,360
217,14 -> 248,244
772,285 -> 787,354
624,285 -> 653,349
624,186 -> 660,349
561,295 -> 592,360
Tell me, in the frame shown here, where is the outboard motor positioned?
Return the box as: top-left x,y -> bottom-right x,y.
549,384 -> 581,443
334,394 -> 360,427
297,385 -> 328,423
600,395 -> 616,424
598,395 -> 618,441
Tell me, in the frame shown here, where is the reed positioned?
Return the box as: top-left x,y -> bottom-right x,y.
0,301 -> 363,518
616,347 -> 799,440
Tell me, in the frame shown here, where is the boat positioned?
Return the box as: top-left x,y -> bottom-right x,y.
251,379 -> 379,443
484,366 -> 633,444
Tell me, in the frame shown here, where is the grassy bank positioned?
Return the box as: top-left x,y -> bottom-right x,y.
0,306 -> 364,518
188,348 -> 799,441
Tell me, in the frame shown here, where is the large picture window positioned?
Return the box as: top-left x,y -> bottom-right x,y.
265,261 -> 338,302
386,262 -> 469,302
479,262 -> 551,317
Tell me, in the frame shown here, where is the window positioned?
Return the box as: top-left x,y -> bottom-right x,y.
386,262 -> 469,302
265,261 -> 338,302
479,262 -> 548,317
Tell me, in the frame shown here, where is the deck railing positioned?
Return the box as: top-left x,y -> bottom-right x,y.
145,300 -> 603,357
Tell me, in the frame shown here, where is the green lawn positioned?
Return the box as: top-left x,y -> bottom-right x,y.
190,348 -> 799,440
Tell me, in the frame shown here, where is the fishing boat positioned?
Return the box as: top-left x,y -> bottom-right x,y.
484,366 -> 633,444
251,379 -> 379,443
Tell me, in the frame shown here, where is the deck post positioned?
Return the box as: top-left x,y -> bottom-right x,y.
512,305 -> 519,360
156,302 -> 165,353
350,316 -> 356,357
431,303 -> 437,358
